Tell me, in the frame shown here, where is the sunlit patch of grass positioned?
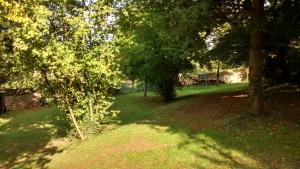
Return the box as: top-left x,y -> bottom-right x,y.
176,83 -> 248,96
0,118 -> 10,124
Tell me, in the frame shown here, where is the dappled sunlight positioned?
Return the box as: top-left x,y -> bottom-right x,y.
104,86 -> 299,168
4,145 -> 62,169
0,109 -> 70,168
232,94 -> 248,98
2,84 -> 299,168
130,123 -> 263,168
176,133 -> 263,169
151,125 -> 170,131
0,118 -> 11,124
48,122 -> 264,169
222,94 -> 248,98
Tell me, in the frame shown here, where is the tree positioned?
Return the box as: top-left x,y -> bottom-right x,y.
117,1 -> 194,101
248,0 -> 264,114
0,0 -> 120,139
208,0 -> 300,114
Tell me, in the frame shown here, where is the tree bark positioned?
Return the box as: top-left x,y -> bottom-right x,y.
89,97 -> 93,120
144,79 -> 148,97
248,0 -> 264,115
0,94 -> 6,114
216,62 -> 220,86
67,103 -> 85,140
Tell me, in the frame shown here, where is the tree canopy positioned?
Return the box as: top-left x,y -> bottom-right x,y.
0,0 -> 121,139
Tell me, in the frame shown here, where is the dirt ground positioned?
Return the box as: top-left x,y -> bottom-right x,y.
173,89 -> 300,130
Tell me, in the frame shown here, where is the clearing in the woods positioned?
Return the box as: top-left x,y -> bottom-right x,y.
0,83 -> 299,169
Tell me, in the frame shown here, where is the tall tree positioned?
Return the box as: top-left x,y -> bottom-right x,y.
117,0 -> 194,101
248,0 -> 265,114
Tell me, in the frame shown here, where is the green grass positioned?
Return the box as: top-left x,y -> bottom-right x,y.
0,108 -> 70,169
176,83 -> 248,96
1,83 -> 299,169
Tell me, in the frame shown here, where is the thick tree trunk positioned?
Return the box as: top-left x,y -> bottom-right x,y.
249,0 -> 264,115
249,31 -> 263,114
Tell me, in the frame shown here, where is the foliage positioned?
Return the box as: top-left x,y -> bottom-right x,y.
207,23 -> 250,67
0,0 -> 121,138
0,0 -> 47,86
118,1 -> 194,101
207,0 -> 300,83
117,0 -> 299,114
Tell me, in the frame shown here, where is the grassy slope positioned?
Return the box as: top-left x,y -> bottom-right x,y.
1,83 -> 299,169
48,83 -> 299,169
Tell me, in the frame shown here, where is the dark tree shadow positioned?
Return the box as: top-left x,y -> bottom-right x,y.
0,108 -> 71,169
112,89 -> 300,168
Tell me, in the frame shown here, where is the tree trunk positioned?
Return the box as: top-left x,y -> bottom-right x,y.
89,97 -> 93,120
216,62 -> 220,86
248,0 -> 264,115
144,79 -> 148,97
0,94 -> 6,114
67,104 -> 85,140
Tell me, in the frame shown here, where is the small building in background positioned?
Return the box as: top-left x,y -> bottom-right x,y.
179,68 -> 248,86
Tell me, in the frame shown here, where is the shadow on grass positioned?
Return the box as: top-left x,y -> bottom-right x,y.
0,108 -> 70,169
112,88 -> 300,168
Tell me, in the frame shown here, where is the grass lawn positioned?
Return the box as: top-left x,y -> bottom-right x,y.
0,108 -> 71,169
1,83 -> 299,169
